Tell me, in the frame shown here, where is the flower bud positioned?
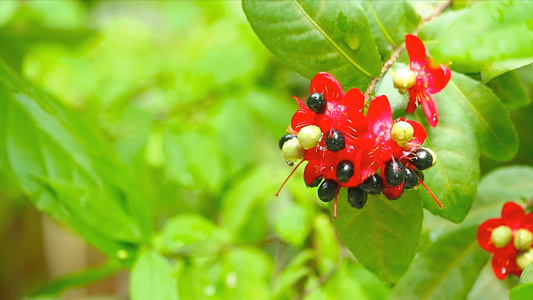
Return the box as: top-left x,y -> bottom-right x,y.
393,69 -> 416,90
391,121 -> 414,147
297,125 -> 322,150
282,138 -> 304,162
491,225 -> 512,248
517,248 -> 533,270
514,229 -> 533,251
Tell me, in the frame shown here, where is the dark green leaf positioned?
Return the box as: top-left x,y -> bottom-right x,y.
390,225 -> 489,300
481,58 -> 533,83
414,88 -> 480,223
364,0 -> 419,60
331,189 -> 422,284
130,251 -> 179,300
485,71 -> 531,111
31,261 -> 121,297
433,1 -> 533,72
510,283 -> 533,300
447,72 -> 518,161
243,0 -> 381,90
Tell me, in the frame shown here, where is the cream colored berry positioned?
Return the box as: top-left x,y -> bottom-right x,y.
391,121 -> 414,147
514,229 -> 533,251
298,125 -> 322,150
491,225 -> 512,248
282,138 -> 304,161
517,248 -> 533,270
393,69 -> 416,90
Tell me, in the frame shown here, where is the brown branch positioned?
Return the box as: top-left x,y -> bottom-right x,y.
363,0 -> 452,100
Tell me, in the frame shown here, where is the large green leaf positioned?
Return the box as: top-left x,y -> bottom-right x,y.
331,189 -> 422,284
510,283 -> 533,300
364,0 -> 419,60
390,225 -> 489,300
0,58 -> 150,257
485,70 -> 531,112
447,72 -> 518,161
433,1 -> 533,72
242,0 -> 381,90
130,251 -> 179,300
480,58 -> 533,84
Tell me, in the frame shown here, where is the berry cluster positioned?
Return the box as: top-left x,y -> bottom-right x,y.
277,72 -> 441,218
478,202 -> 533,280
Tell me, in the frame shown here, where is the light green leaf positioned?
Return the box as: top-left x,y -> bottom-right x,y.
364,0 -> 419,60
433,1 -> 533,72
447,72 -> 518,161
243,0 -> 381,90
130,251 -> 179,300
31,261 -> 121,297
390,225 -> 489,300
510,283 -> 533,300
274,202 -> 312,247
481,58 -> 533,83
331,189 -> 422,284
520,262 -> 533,285
313,213 -> 340,275
485,71 -> 531,111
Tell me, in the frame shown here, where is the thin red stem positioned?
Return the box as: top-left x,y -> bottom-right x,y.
418,177 -> 443,208
275,160 -> 304,196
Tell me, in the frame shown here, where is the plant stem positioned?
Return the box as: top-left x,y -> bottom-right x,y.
363,0 -> 452,100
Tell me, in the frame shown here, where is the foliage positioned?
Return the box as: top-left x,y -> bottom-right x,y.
1,0 -> 533,299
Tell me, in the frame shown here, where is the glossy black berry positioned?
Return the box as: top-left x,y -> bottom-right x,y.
279,134 -> 297,150
307,92 -> 326,113
403,167 -> 419,189
384,160 -> 405,187
410,148 -> 433,170
318,179 -> 338,202
325,129 -> 345,152
348,187 -> 367,209
415,169 -> 424,181
307,176 -> 323,188
336,160 -> 354,183
359,174 -> 383,195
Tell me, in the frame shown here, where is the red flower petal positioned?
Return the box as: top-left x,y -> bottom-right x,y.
426,60 -> 451,93
406,94 -> 418,114
367,95 -> 393,135
492,245 -> 519,280
477,218 -> 503,252
406,34 -> 426,68
521,213 -> 533,232
501,202 -> 525,228
310,72 -> 344,103
303,160 -> 323,186
343,88 -> 365,110
291,108 -> 315,131
420,96 -> 439,127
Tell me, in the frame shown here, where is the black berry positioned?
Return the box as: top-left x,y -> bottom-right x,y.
385,160 -> 405,187
359,174 -> 383,195
410,148 -> 433,170
307,176 -> 323,188
325,129 -> 345,152
307,93 -> 326,113
279,133 -> 297,150
403,167 -> 419,189
318,179 -> 338,202
415,169 -> 424,181
336,160 -> 354,183
348,187 -> 367,209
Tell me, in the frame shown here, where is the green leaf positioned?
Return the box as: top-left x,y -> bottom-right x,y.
242,0 -> 381,90
414,89 -> 480,223
519,262 -> 533,285
312,214 -> 340,275
31,261 -> 121,297
130,251 -> 179,300
433,1 -> 533,72
485,71 -> 531,111
0,59 -> 150,257
481,58 -> 533,83
510,283 -> 533,300
477,166 -> 533,207
331,189 -> 422,284
390,225 -> 489,300
447,72 -> 518,161
467,264 -> 510,300
364,0 -> 419,60
274,202 -> 312,247
272,250 -> 313,298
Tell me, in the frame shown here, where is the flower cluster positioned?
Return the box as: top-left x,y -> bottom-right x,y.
478,202 -> 533,280
393,35 -> 451,127
277,72 -> 441,218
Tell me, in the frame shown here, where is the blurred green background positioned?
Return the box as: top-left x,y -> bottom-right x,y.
0,1 -> 388,299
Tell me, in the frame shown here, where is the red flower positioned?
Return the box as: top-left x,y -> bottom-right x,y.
291,72 -> 367,143
404,34 -> 451,127
477,202 -> 533,279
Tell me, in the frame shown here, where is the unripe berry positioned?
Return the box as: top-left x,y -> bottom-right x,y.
393,68 -> 416,92
297,125 -> 322,150
490,225 -> 512,248
514,229 -> 533,251
279,133 -> 297,149
516,248 -> 533,270
391,121 -> 414,147
282,138 -> 304,162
